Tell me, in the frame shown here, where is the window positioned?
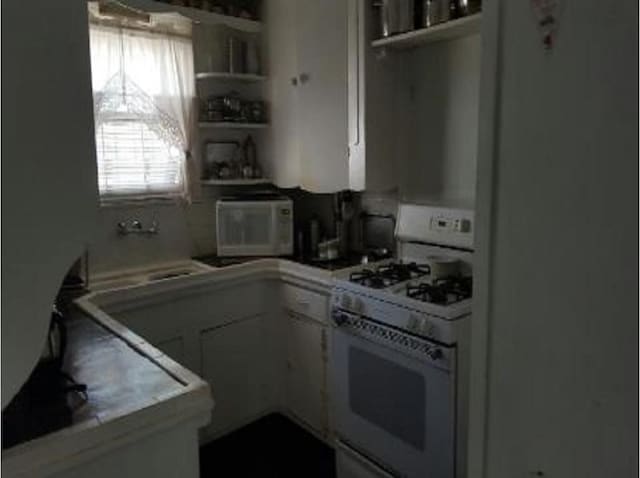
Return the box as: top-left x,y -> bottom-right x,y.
88,14 -> 195,201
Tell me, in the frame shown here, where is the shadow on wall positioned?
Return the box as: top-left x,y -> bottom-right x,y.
399,34 -> 481,207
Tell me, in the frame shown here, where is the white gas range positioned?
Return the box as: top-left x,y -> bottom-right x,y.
330,204 -> 474,478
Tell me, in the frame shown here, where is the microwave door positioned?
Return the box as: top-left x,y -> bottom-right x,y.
217,204 -> 275,256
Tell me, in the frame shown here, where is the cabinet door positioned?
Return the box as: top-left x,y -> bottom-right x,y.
200,315 -> 269,438
265,0 -> 301,188
154,336 -> 185,365
295,0 -> 349,193
285,312 -> 327,434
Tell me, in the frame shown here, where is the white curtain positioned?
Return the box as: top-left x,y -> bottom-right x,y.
89,20 -> 196,200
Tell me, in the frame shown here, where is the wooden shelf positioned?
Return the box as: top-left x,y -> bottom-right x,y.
199,122 -> 268,129
120,0 -> 262,32
195,72 -> 267,82
372,13 -> 481,49
201,178 -> 272,186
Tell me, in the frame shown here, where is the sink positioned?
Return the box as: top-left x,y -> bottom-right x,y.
90,277 -> 145,292
147,270 -> 195,281
90,261 -> 213,292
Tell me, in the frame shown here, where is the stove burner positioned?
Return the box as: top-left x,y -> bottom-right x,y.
377,262 -> 430,282
349,262 -> 431,289
406,276 -> 473,305
349,269 -> 388,289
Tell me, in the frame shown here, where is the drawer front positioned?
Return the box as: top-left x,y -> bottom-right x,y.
282,283 -> 329,323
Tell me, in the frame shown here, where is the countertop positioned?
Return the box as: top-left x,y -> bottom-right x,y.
1,303 -> 212,477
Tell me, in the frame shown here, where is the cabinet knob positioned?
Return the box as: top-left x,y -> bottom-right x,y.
291,77 -> 298,86
299,73 -> 310,84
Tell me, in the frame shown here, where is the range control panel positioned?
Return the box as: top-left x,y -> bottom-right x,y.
430,216 -> 472,234
396,204 -> 474,250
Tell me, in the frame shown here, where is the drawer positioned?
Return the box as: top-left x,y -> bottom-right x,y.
281,283 -> 329,323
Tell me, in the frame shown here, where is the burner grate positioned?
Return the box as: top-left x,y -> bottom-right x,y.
406,276 -> 473,305
349,262 -> 431,289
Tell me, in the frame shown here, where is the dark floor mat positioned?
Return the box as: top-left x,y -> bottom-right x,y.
199,414 -> 336,478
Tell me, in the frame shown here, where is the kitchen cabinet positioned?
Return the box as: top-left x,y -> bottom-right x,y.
200,314 -> 273,438
285,311 -> 328,436
265,0 -> 396,193
100,273 -> 331,442
265,0 -> 348,193
154,336 -> 186,365
114,307 -> 197,373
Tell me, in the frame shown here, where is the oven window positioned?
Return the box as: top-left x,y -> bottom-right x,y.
349,347 -> 426,450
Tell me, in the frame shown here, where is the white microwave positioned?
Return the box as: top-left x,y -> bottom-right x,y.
216,196 -> 294,257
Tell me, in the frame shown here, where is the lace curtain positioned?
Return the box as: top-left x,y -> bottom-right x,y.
89,19 -> 196,201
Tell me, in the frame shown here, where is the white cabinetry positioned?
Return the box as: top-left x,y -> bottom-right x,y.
280,281 -> 332,438
266,0 -> 348,193
285,311 -> 327,435
294,0 -> 349,193
104,273 -> 332,442
266,0 -> 395,193
200,314 -> 271,438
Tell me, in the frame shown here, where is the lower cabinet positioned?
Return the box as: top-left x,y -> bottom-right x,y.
285,310 -> 328,437
154,336 -> 186,366
199,314 -> 272,439
107,277 -> 332,443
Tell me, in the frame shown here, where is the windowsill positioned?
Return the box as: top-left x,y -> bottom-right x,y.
99,196 -> 184,209
98,193 -> 209,209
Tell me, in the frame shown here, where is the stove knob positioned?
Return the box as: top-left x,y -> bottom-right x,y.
332,310 -> 348,326
428,348 -> 443,361
353,297 -> 364,313
341,294 -> 353,310
420,321 -> 435,338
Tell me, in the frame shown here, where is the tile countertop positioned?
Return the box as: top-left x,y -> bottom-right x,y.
1,304 -> 212,477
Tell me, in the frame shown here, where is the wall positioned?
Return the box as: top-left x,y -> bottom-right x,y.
472,1 -> 637,477
88,187 -> 337,274
2,1 -> 99,406
398,34 -> 482,208
89,193 -> 216,274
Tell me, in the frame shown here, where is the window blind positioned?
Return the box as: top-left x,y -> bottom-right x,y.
95,119 -> 183,198
88,19 -> 194,201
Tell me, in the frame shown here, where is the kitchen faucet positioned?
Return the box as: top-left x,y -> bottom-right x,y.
117,219 -> 159,236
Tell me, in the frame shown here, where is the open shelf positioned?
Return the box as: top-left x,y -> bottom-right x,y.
372,13 -> 481,49
195,72 -> 267,82
201,178 -> 272,186
199,122 -> 268,129
120,0 -> 262,32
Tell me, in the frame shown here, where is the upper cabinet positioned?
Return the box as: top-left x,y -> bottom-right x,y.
265,0 -> 397,193
295,0 -> 349,193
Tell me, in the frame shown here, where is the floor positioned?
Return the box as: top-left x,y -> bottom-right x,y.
199,414 -> 336,478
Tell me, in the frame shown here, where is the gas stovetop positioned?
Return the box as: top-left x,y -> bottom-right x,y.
346,261 -> 472,306
348,262 -> 430,289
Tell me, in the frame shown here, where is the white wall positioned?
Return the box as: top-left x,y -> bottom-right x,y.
2,1 -> 99,406
472,1 -> 637,476
398,35 -> 481,208
89,196 -> 216,274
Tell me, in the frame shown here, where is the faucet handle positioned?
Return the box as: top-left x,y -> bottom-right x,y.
117,221 -> 128,235
131,220 -> 142,230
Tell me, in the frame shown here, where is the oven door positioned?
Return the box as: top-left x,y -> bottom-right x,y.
331,312 -> 456,478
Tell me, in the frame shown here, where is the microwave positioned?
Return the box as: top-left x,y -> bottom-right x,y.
216,196 -> 294,257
